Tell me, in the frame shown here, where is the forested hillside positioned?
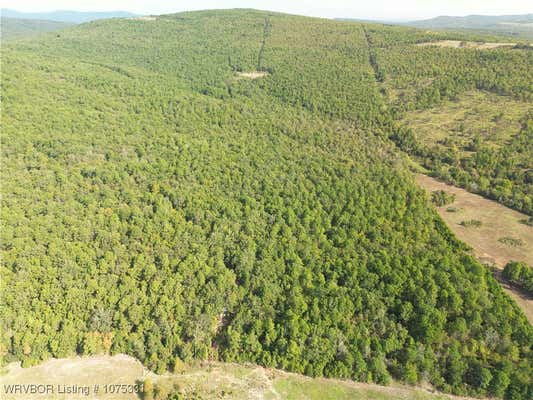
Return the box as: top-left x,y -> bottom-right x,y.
363,24 -> 533,214
1,10 -> 532,399
405,14 -> 533,39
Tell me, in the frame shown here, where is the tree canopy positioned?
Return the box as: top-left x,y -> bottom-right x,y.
1,10 -> 532,399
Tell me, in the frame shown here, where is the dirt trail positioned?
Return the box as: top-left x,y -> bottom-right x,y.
257,17 -> 272,71
415,174 -> 533,323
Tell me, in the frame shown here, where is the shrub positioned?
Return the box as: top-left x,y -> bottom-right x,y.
431,190 -> 456,206
460,219 -> 482,227
498,237 -> 524,247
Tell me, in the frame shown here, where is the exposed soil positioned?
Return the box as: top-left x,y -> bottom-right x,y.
129,16 -> 157,21
236,71 -> 268,79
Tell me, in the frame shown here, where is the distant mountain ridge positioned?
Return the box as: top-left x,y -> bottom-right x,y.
1,17 -> 73,40
407,14 -> 533,28
404,14 -> 533,39
1,9 -> 137,23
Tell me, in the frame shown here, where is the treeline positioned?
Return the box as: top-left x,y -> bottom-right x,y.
1,10 -> 532,400
503,261 -> 533,293
360,23 -> 519,48
365,26 -> 533,111
391,113 -> 533,214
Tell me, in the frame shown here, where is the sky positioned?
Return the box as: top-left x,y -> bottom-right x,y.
2,0 -> 532,21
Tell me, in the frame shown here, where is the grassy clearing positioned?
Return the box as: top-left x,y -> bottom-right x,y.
401,90 -> 531,150
416,40 -> 520,49
0,356 -> 478,400
272,375 -> 472,400
415,173 -> 533,323
415,174 -> 533,267
129,16 -> 158,21
0,355 -> 146,399
400,90 -> 533,215
236,71 -> 268,79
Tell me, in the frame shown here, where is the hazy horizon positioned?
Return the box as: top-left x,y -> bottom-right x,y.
2,0 -> 532,21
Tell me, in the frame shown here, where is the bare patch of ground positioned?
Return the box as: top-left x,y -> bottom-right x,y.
129,16 -> 157,21
236,71 -> 268,79
416,40 -> 518,49
415,173 -> 533,323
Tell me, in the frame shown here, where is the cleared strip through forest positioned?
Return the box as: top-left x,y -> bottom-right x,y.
257,17 -> 272,70
362,26 -> 382,83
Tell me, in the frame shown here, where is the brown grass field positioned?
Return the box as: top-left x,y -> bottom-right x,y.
0,355 -> 481,400
415,174 -> 533,323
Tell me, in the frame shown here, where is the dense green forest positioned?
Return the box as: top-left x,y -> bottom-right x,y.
1,10 -> 532,399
